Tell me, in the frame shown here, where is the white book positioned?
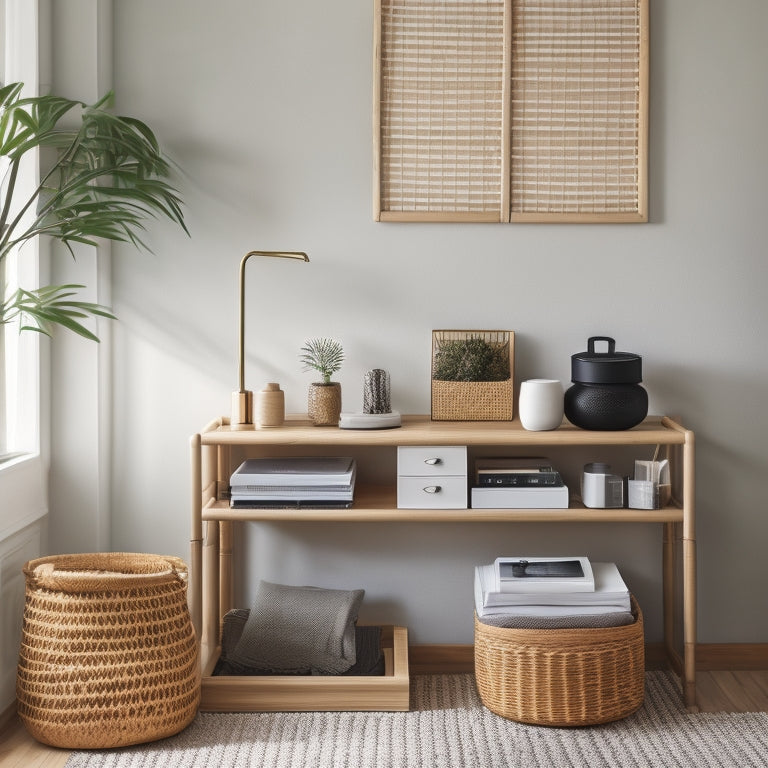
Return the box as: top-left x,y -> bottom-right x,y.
471,485 -> 569,509
494,556 -> 594,593
230,457 -> 356,487
474,562 -> 630,614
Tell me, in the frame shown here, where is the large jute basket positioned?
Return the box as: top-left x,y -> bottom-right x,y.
16,553 -> 200,749
474,596 -> 645,726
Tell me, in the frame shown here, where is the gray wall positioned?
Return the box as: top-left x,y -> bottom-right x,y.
55,0 -> 768,645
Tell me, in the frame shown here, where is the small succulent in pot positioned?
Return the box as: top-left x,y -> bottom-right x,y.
300,337 -> 344,384
300,338 -> 344,425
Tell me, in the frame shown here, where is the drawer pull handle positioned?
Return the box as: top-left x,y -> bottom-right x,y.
423,485 -> 441,494
424,458 -> 442,466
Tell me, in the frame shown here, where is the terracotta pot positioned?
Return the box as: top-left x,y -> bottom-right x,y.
308,382 -> 341,426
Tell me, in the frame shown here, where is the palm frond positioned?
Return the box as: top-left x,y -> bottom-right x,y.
299,338 -> 344,384
0,82 -> 188,339
1,284 -> 116,342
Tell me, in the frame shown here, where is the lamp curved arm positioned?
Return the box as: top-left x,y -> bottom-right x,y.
237,250 -> 309,394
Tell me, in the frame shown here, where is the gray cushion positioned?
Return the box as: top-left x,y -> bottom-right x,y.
229,580 -> 364,675
215,611 -> 384,677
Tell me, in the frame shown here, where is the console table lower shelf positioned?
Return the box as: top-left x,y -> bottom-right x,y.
199,625 -> 410,712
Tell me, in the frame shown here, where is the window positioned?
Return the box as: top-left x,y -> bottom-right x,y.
373,0 -> 648,222
0,0 -> 47,538
2,242 -> 41,462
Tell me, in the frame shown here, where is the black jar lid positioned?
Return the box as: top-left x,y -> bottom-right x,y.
570,336 -> 642,384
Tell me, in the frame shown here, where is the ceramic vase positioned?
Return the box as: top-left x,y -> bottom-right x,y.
518,379 -> 564,431
256,382 -> 285,427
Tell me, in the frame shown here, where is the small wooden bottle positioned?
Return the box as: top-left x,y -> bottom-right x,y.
256,382 -> 285,427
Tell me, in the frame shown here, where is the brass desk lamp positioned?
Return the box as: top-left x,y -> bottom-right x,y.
231,250 -> 309,429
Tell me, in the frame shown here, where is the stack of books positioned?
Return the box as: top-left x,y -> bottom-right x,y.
229,457 -> 356,508
474,556 -> 631,618
471,458 -> 569,509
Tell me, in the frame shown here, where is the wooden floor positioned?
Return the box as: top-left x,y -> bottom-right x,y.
1,670 -> 767,768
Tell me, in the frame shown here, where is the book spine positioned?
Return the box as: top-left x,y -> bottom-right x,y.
476,471 -> 562,487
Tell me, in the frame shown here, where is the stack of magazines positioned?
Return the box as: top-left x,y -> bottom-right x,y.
229,457 -> 356,508
474,556 -> 631,619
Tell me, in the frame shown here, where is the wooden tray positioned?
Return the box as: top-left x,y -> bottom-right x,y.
199,626 -> 409,712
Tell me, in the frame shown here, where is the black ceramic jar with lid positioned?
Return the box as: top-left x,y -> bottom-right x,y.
564,336 -> 648,430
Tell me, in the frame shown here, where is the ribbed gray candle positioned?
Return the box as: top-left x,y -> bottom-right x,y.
363,369 -> 390,414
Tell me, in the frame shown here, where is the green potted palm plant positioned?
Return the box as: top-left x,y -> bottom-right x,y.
300,337 -> 344,426
0,82 -> 187,340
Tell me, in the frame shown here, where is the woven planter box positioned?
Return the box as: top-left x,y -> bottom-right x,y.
16,553 -> 200,749
474,596 -> 645,726
431,330 -> 514,421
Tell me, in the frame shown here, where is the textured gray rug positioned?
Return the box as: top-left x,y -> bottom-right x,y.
64,672 -> 768,768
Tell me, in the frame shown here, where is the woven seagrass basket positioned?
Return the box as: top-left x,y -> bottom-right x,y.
16,553 -> 200,749
431,330 -> 514,421
474,596 -> 645,726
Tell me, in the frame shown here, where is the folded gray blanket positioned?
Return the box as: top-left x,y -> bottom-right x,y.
229,580 -> 365,675
477,611 -> 636,630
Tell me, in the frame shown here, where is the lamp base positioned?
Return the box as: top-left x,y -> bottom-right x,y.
231,390 -> 255,430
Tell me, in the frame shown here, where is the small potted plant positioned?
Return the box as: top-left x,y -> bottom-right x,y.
431,330 -> 514,421
300,337 -> 344,425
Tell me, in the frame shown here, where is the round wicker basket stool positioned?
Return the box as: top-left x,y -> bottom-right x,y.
474,596 -> 645,727
16,553 -> 200,749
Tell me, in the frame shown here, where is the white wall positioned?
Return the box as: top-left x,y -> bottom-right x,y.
49,0 -> 768,645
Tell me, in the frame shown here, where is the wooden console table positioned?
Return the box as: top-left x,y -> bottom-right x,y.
190,415 -> 695,711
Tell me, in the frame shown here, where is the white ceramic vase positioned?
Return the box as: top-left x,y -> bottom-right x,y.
518,379 -> 564,431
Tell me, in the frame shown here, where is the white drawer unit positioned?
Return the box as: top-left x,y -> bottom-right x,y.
397,446 -> 468,509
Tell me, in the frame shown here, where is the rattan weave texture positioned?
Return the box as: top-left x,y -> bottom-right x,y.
375,0 -> 647,221
431,379 -> 514,421
474,595 -> 645,726
431,330 -> 514,421
16,552 -> 200,749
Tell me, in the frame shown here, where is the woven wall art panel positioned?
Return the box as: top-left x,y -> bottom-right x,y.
376,0 -> 507,220
374,0 -> 648,222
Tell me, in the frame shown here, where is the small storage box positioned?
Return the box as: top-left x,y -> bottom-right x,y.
474,596 -> 645,726
397,446 -> 468,509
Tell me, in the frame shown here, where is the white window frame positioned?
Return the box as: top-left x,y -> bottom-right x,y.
0,0 -> 48,540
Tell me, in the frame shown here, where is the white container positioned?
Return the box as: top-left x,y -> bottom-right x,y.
582,463 -> 624,508
518,379 -> 564,431
397,446 -> 468,476
397,476 -> 468,509
397,446 -> 467,509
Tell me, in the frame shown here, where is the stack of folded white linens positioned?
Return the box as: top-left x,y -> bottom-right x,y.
475,560 -> 635,629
